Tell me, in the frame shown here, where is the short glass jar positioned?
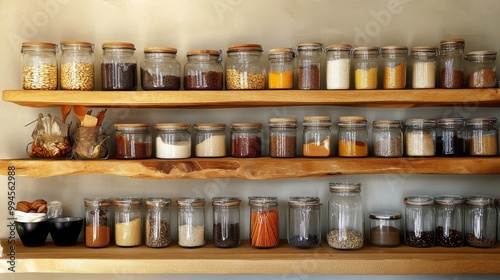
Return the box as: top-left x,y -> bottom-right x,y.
410,46 -> 439,89
436,118 -> 467,156
404,118 -> 436,157
249,196 -> 279,248
114,123 -> 152,159
325,44 -> 352,90
296,42 -> 323,90
101,42 -> 137,90
225,44 -> 266,89
439,38 -> 465,89
113,197 -> 142,247
212,197 -> 241,248
145,198 -> 171,248
155,123 -> 191,159
338,116 -> 368,157
466,117 -> 498,156
352,46 -> 379,90
369,210 -> 402,247
84,198 -> 111,248
434,195 -> 464,247
140,47 -> 180,90
60,41 -> 94,90
287,197 -> 321,249
21,41 -> 58,90
184,50 -> 223,90
404,195 -> 435,247
194,123 -> 226,157
268,48 -> 294,89
177,197 -> 205,248
464,196 -> 497,248
465,51 -> 497,88
231,122 -> 262,157
269,118 -> 297,158
302,116 -> 332,157
372,120 -> 404,157
381,46 -> 408,89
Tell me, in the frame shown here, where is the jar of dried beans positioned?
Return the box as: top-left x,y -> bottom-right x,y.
372,120 -> 403,157
269,118 -> 297,158
84,198 -> 111,248
410,46 -> 438,89
249,196 -> 279,248
288,197 -> 321,249
212,197 -> 241,248
184,50 -> 223,90
194,123 -> 226,157
114,123 -> 152,159
225,44 -> 266,90
353,46 -> 379,90
465,51 -> 497,88
21,42 -> 58,90
464,196 -> 497,248
113,197 -> 142,247
177,197 -> 205,248
381,46 -> 408,89
145,198 -> 171,248
140,47 -> 181,90
101,42 -> 137,90
435,195 -> 464,247
436,118 -> 467,156
369,210 -> 401,247
338,116 -> 368,157
155,123 -> 191,159
231,122 -> 262,157
296,42 -> 323,90
466,117 -> 498,156
404,195 -> 435,247
404,118 -> 436,157
438,38 -> 465,89
60,41 -> 94,90
302,116 -> 332,157
325,44 -> 352,90
268,48 -> 294,89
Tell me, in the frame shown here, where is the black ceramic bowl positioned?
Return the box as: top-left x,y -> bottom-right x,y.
49,217 -> 83,246
15,220 -> 50,247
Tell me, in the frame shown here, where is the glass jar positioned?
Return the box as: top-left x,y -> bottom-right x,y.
84,198 -> 111,248
269,118 -> 297,158
372,120 -> 403,157
404,118 -> 436,157
225,44 -> 266,89
194,123 -> 226,157
212,197 -> 241,248
369,210 -> 402,247
436,118 -> 467,156
268,48 -> 294,89
249,196 -> 279,248
113,197 -> 142,247
155,123 -> 191,159
338,116 -> 368,157
465,196 -> 497,248
21,41 -> 58,90
140,47 -> 180,90
404,195 -> 435,247
381,46 -> 408,89
302,116 -> 332,157
287,197 -> 321,249
466,117 -> 498,156
439,38 -> 465,89
114,123 -> 152,159
177,197 -> 205,248
60,41 -> 94,90
327,182 -> 364,250
465,51 -> 497,88
325,44 -> 352,90
296,42 -> 323,90
183,50 -> 223,90
145,198 -> 171,248
352,46 -> 379,90
231,122 -> 262,157
101,42 -> 137,90
435,195 -> 464,247
410,46 -> 438,89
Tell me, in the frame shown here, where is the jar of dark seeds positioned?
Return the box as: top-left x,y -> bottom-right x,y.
288,197 -> 321,249
140,47 -> 180,90
269,118 -> 297,158
84,198 -> 111,248
404,195 -> 435,248
212,197 -> 241,248
177,197 -> 205,248
436,118 -> 467,156
372,120 -> 403,157
60,41 -> 94,90
369,210 -> 401,247
225,44 -> 266,90
145,198 -> 171,248
184,50 -> 223,90
435,195 -> 464,247
101,42 -> 137,90
21,41 -> 58,90
464,195 -> 497,248
296,42 -> 323,90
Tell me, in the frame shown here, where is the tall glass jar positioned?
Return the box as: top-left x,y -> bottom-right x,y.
296,42 -> 323,90
84,198 -> 111,248
60,41 -> 94,90
466,117 -> 498,156
404,195 -> 435,247
101,42 -> 137,90
194,123 -> 226,157
465,51 -> 497,88
404,118 -> 436,157
114,123 -> 152,159
410,46 -> 438,89
140,47 -> 180,90
184,50 -> 223,90
369,210 -> 402,247
288,197 -> 321,248
436,118 -> 467,156
269,118 -> 297,158
352,46 -> 379,90
439,38 -> 465,89
225,44 -> 266,90
145,198 -> 171,248
327,182 -> 364,250
268,48 -> 294,89
177,197 -> 205,248
465,196 -> 497,248
212,197 -> 241,248
338,116 -> 368,157
231,122 -> 262,157
325,44 -> 352,90
435,195 -> 464,247
381,46 -> 408,89
113,197 -> 142,247
372,120 -> 403,157
155,123 -> 191,159
302,116 -> 332,157
249,196 -> 279,248
21,42 -> 58,90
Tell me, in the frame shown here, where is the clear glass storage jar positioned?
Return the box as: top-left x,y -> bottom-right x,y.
114,123 -> 152,159
84,198 -> 111,248
184,50 -> 223,90
296,42 -> 323,90
21,41 -> 58,90
194,123 -> 226,157
404,195 -> 435,247
145,198 -> 171,248
466,117 -> 498,156
465,51 -> 497,88
404,118 -> 436,157
60,41 -> 94,90
225,44 -> 266,89
113,197 -> 142,247
410,46 -> 438,89
249,196 -> 279,248
465,196 -> 497,248
302,116 -> 332,157
369,210 -> 402,247
269,118 -> 297,158
439,38 -> 465,89
325,44 -> 352,90
436,118 -> 467,156
177,197 -> 205,248
338,116 -> 368,157
372,120 -> 403,157
140,47 -> 180,90
155,123 -> 191,159
327,182 -> 364,250
101,42 -> 137,90
352,46 -> 379,90
287,197 -> 321,248
231,122 -> 262,157
212,197 -> 241,248
268,48 -> 294,89
435,195 -> 464,247
381,46 -> 408,89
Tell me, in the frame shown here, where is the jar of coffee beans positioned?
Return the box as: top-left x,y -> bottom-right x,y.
212,197 -> 241,248
296,42 -> 323,90
435,195 -> 464,247
184,50 -> 223,90
404,195 -> 435,247
101,42 -> 137,90
269,118 -> 297,158
464,196 -> 497,248
140,47 -> 180,90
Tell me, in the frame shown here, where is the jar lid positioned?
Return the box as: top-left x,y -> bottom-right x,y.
369,210 -> 402,220
352,46 -> 380,53
177,197 -> 205,207
465,195 -> 496,206
269,118 -> 297,125
84,197 -> 112,207
434,195 -> 464,206
144,47 -> 177,54
405,118 -> 437,127
227,44 -> 263,53
380,45 -> 408,54
269,47 -> 294,54
440,38 -> 465,44
297,42 -> 323,51
339,116 -> 367,123
436,118 -> 465,125
465,117 -> 497,125
102,42 -> 135,50
304,115 -> 331,122
145,198 -> 171,207
155,123 -> 190,129
465,50 -> 497,60
113,197 -> 142,207
288,196 -> 320,206
212,197 -> 241,207
194,123 -> 226,130
248,196 -> 278,207
324,44 -> 352,51
60,41 -> 94,50
372,120 -> 403,128
329,182 -> 361,192
231,122 -> 263,128
186,49 -> 220,56
115,123 -> 150,129
404,195 -> 434,206
21,42 -> 58,52
410,46 -> 439,54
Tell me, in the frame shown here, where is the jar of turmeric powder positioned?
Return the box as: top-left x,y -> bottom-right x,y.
302,116 -> 332,157
381,46 -> 408,89
338,116 -> 368,157
353,46 -> 379,89
268,48 -> 294,89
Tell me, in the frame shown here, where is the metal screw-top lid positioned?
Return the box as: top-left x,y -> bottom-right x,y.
404,195 -> 434,206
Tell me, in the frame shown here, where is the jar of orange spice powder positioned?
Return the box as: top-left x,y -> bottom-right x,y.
338,116 -> 369,157
268,48 -> 294,89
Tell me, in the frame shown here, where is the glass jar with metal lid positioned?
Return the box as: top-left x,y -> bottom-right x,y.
84,197 -> 112,248
327,182 -> 364,250
404,118 -> 436,157
194,123 -> 226,157
466,117 -> 498,156
288,197 -> 321,248
436,118 -> 467,156
372,120 -> 403,157
249,196 -> 279,248
212,197 -> 241,248
404,195 -> 435,247
302,116 -> 332,157
296,42 -> 323,90
338,116 -> 368,157
352,46 -> 379,90
144,198 -> 171,248
325,44 -> 352,90
439,38 -> 465,89
465,196 -> 497,248
114,123 -> 152,159
101,42 -> 137,90
435,195 -> 464,247
225,44 -> 266,90
21,41 -> 58,90
155,123 -> 191,159
177,197 -> 205,248
381,46 -> 408,89
268,48 -> 294,89
184,50 -> 223,90
269,118 -> 297,158
369,210 -> 402,247
60,41 -> 94,90
465,51 -> 497,88
113,197 -> 142,247
140,47 -> 180,90
231,122 -> 262,157
410,46 -> 439,89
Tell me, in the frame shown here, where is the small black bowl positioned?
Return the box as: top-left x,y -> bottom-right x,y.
49,217 -> 83,246
15,220 -> 50,247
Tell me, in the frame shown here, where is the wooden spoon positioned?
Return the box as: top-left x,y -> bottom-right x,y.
73,105 -> 87,123
60,105 -> 72,123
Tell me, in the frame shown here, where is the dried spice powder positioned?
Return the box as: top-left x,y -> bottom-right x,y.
440,69 -> 464,89
298,65 -> 320,89
468,69 -> 496,88
383,64 -> 406,89
303,139 -> 330,157
270,135 -> 296,158
355,68 -> 377,89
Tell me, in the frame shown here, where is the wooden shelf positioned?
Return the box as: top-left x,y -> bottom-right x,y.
3,89 -> 500,108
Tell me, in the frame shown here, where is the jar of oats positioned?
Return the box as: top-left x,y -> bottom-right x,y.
60,41 -> 95,90
21,42 -> 58,90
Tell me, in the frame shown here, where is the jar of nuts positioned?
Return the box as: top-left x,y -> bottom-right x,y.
21,42 -> 58,90
225,44 -> 266,90
60,41 -> 95,90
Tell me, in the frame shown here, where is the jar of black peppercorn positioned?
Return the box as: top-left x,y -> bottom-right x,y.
404,195 -> 435,247
231,123 -> 262,157
212,197 -> 241,248
465,196 -> 497,248
269,118 -> 297,158
288,197 -> 321,248
184,50 -> 223,90
465,51 -> 497,88
84,198 -> 111,248
435,195 -> 464,247
436,118 -> 467,156
225,44 -> 266,90
145,198 -> 171,248
439,38 -> 465,89
140,47 -> 181,90
101,42 -> 137,90
114,123 -> 152,159
296,42 -> 323,90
